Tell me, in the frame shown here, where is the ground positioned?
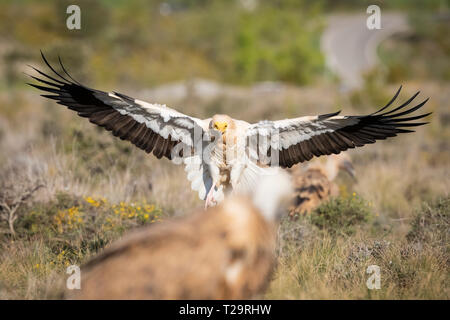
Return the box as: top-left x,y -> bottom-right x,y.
0,1 -> 448,299
0,79 -> 448,299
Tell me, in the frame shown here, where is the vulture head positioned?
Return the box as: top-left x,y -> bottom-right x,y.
210,114 -> 236,133
209,114 -> 237,144
308,153 -> 356,181
335,153 -> 356,180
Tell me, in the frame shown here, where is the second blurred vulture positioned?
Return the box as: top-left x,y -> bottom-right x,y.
288,153 -> 356,216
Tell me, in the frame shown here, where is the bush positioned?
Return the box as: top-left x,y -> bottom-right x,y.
378,10 -> 450,83
0,191 -> 164,298
310,194 -> 372,236
406,198 -> 449,246
231,8 -> 325,84
16,193 -> 163,262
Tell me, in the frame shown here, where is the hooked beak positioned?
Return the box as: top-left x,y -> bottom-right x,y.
214,121 -> 228,133
341,160 -> 357,181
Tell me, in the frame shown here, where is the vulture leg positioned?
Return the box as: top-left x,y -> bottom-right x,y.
205,186 -> 217,209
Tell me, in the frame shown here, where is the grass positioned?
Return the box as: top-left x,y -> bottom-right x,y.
0,2 -> 448,298
0,193 -> 163,299
406,198 -> 449,247
0,79 -> 448,299
309,193 -> 372,237
268,198 -> 449,299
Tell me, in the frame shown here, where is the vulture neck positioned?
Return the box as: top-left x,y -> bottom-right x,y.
324,159 -> 339,181
251,170 -> 292,222
308,158 -> 338,181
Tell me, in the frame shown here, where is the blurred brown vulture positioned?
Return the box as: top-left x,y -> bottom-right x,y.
67,172 -> 292,299
288,153 -> 355,216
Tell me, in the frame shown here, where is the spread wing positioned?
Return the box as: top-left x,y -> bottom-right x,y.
245,86 -> 431,168
27,52 -> 208,161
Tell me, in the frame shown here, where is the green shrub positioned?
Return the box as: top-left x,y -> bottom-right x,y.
16,193 -> 163,265
1,0 -> 326,88
231,8 -> 325,84
406,198 -> 449,246
310,194 -> 372,236
378,10 -> 450,83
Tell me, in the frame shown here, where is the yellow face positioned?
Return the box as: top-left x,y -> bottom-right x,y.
213,121 -> 228,133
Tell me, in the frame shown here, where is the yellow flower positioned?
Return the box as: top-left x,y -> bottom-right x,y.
85,196 -> 101,207
85,196 -> 94,203
144,214 -> 149,220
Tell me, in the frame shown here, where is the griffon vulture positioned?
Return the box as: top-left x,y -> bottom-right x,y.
67,172 -> 292,299
28,53 -> 430,207
288,153 -> 355,216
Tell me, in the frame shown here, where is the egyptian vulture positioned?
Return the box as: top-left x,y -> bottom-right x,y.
288,153 -> 355,216
28,53 -> 430,207
67,172 -> 292,299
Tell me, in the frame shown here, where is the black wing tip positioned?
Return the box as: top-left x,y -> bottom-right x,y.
27,82 -> 59,93
399,129 -> 415,133
370,85 -> 403,116
40,50 -> 53,69
371,88 -> 430,122
58,54 -> 82,85
27,82 -> 44,89
26,64 -> 43,75
38,50 -> 73,84
319,110 -> 341,120
28,51 -> 87,93
417,111 -> 433,118
395,84 -> 403,96
394,122 -> 429,127
40,50 -> 50,68
389,97 -> 429,118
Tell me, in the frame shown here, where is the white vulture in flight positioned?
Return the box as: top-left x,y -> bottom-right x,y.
28,53 -> 430,207
67,172 -> 292,299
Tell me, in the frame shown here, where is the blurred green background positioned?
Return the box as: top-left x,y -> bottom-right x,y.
0,0 -> 448,89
